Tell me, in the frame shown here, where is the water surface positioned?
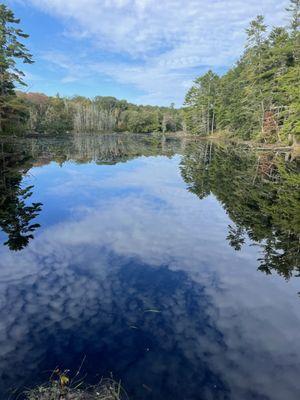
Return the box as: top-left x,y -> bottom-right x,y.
0,134 -> 299,400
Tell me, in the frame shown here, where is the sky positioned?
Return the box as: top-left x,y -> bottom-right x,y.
5,0 -> 289,106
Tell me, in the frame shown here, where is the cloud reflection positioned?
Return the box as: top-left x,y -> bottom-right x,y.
0,155 -> 300,399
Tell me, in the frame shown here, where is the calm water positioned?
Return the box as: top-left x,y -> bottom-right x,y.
0,134 -> 299,400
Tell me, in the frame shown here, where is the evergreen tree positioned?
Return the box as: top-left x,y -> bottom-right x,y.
184,3 -> 300,142
0,4 -> 33,132
184,71 -> 219,135
286,0 -> 300,33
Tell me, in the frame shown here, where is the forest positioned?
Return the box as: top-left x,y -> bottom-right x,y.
15,92 -> 183,135
184,1 -> 300,142
0,2 -> 299,141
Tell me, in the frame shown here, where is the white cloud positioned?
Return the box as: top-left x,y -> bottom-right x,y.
27,0 -> 288,57
24,0 -> 289,103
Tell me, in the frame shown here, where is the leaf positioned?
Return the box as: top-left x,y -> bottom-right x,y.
60,375 -> 69,387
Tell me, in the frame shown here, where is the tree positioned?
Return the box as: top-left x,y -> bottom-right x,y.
286,0 -> 300,69
0,4 -> 33,132
183,3 -> 300,142
245,15 -> 267,50
244,16 -> 270,134
184,70 -> 219,135
286,0 -> 300,33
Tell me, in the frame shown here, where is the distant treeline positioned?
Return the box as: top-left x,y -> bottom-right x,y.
184,1 -> 300,142
8,93 -> 183,134
0,4 -> 183,136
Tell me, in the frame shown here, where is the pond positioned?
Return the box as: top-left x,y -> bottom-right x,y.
0,133 -> 299,400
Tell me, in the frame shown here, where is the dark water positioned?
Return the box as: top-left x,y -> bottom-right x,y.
0,134 -> 299,400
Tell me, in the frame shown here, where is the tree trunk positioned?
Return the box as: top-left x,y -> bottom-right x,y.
211,109 -> 215,134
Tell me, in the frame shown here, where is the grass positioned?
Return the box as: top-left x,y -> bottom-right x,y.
23,365 -> 128,400
25,378 -> 128,400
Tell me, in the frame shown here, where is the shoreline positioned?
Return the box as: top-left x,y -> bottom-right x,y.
1,130 -> 299,154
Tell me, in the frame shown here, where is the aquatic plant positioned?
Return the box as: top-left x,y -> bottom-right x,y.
25,376 -> 128,400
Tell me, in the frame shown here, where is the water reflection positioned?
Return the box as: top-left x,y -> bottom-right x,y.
0,141 -> 42,251
180,142 -> 300,279
0,253 -> 230,399
0,134 -> 299,400
0,134 -> 182,251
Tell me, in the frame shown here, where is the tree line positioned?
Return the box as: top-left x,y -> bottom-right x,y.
0,2 -> 299,140
0,4 -> 183,135
184,0 -> 300,142
16,92 -> 183,134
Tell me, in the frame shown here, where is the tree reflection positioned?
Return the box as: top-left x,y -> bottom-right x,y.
226,224 -> 245,251
0,140 -> 42,251
180,142 -> 300,279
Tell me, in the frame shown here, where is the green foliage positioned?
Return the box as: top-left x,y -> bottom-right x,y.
184,71 -> 219,135
286,0 -> 300,32
124,107 -> 160,133
25,94 -> 73,134
18,93 -> 183,134
0,4 -> 33,133
184,2 -> 300,142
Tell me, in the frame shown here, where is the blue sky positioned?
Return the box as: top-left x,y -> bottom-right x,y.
6,0 -> 289,106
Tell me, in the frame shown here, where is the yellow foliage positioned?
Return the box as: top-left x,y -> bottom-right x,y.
60,375 -> 69,387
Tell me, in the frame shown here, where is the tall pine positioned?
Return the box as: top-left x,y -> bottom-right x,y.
0,4 -> 33,132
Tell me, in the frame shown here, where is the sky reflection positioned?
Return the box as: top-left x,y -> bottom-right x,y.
0,151 -> 299,400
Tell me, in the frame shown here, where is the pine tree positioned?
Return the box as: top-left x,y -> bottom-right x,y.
0,4 -> 33,132
184,71 -> 219,135
286,0 -> 300,33
183,4 -> 300,142
245,15 -> 267,50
